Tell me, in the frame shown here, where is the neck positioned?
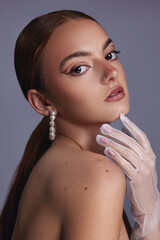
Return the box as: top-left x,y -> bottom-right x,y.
55,116 -> 111,155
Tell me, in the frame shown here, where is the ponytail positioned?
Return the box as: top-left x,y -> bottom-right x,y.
0,116 -> 51,240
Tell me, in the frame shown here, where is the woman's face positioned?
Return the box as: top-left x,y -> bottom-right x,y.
42,19 -> 129,124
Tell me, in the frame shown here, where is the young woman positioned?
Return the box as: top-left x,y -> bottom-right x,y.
0,10 -> 159,240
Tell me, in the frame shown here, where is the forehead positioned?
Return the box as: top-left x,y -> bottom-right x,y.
42,19 -> 109,64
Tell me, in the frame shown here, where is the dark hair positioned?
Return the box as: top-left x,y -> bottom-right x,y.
0,10 -> 97,240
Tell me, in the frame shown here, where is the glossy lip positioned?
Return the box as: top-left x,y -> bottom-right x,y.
105,86 -> 125,102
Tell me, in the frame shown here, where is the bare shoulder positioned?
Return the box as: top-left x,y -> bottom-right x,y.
13,146 -> 127,239
47,148 -> 126,204
47,149 -> 126,197
45,149 -> 126,239
69,150 -> 126,191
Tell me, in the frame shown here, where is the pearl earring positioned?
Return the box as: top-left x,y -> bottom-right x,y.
49,111 -> 56,140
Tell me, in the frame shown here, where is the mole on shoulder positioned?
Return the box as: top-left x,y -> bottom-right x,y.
65,161 -> 68,164
105,169 -> 109,173
64,187 -> 68,191
84,187 -> 88,190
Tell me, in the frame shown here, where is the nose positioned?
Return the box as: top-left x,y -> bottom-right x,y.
102,61 -> 118,83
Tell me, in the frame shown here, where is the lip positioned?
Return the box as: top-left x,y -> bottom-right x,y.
105,86 -> 125,102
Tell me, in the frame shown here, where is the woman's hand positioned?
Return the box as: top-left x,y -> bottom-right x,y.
96,113 -> 160,239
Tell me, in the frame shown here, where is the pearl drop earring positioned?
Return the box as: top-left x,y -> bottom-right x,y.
49,111 -> 56,140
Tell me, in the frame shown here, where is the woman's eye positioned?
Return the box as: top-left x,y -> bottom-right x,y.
105,50 -> 120,61
69,65 -> 89,75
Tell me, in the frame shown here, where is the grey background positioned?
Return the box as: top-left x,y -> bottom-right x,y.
0,0 -> 160,226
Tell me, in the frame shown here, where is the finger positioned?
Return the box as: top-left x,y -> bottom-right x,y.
120,113 -> 151,151
104,147 -> 138,179
99,124 -> 144,158
96,135 -> 140,168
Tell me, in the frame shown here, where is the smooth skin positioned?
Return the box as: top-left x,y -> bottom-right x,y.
12,19 -> 130,239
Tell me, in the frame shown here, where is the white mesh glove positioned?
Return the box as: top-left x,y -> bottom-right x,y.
96,113 -> 160,239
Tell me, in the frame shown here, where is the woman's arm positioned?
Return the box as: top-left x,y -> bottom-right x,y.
96,113 -> 160,239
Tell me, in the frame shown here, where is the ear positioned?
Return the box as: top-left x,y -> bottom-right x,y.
27,89 -> 57,117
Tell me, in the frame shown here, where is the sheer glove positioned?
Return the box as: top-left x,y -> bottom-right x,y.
96,113 -> 160,239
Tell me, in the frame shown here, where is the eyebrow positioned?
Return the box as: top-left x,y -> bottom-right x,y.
59,38 -> 113,71
103,38 -> 113,51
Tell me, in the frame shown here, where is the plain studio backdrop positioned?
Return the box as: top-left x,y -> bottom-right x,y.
0,0 -> 160,227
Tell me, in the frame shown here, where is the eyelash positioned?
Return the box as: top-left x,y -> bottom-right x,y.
69,50 -> 120,76
69,65 -> 90,76
105,50 -> 120,61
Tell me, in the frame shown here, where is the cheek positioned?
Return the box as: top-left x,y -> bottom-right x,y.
47,79 -> 92,121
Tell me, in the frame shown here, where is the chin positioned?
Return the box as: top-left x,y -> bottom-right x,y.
111,103 -> 130,122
